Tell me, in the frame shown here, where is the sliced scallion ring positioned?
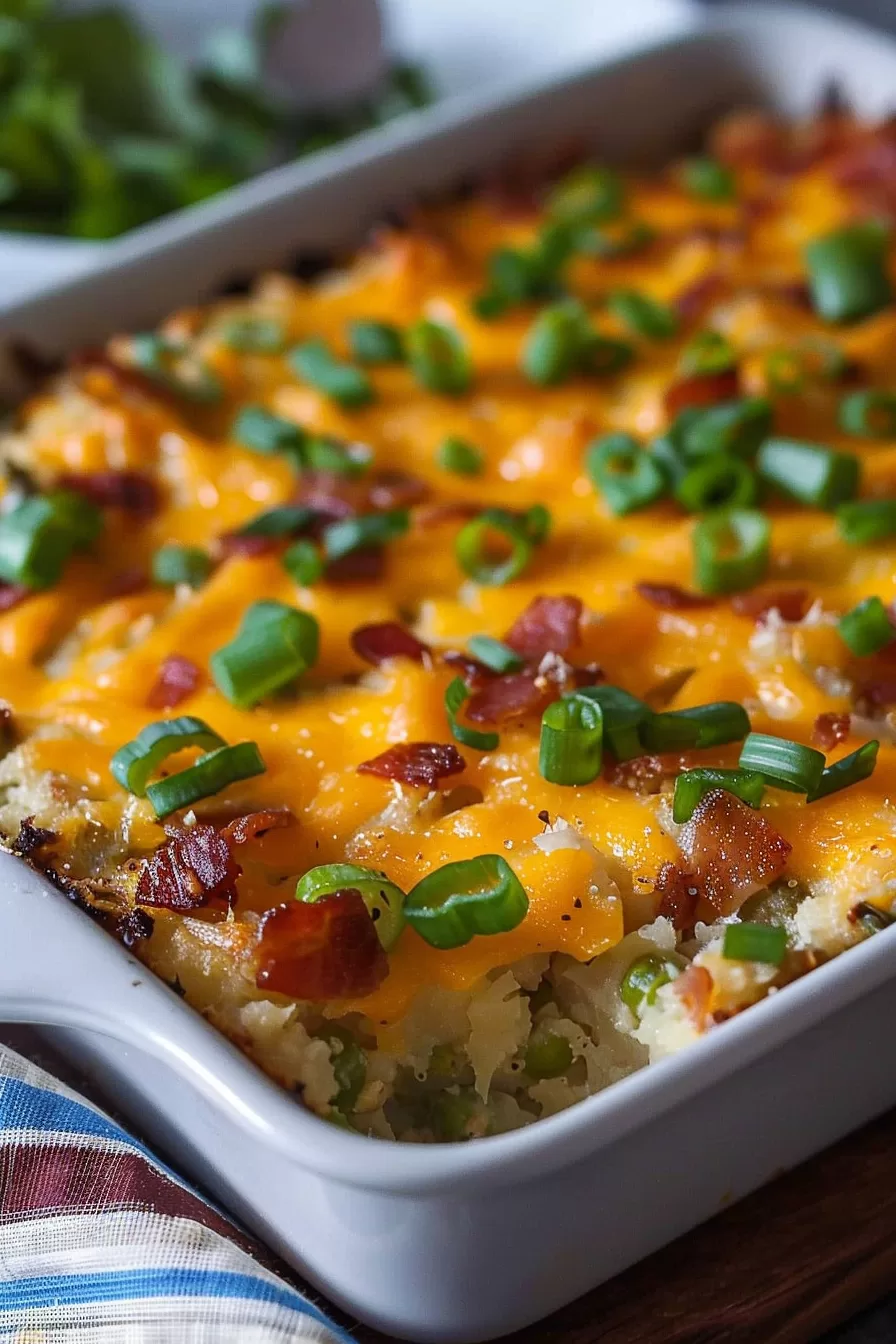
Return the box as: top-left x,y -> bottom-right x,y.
110,716 -> 226,796
146,741 -> 265,819
405,854 -> 528,950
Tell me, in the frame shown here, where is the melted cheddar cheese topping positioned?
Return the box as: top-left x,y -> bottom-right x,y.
3,110 -> 896,1056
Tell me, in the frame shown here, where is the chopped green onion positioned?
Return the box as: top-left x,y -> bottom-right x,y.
539,694 -> 603,786
467,635 -> 523,674
282,539 -> 323,587
548,164 -> 624,225
151,544 -> 212,589
347,319 -> 405,365
765,338 -> 849,394
738,732 -> 825,795
570,685 -> 651,762
675,456 -> 758,512
323,509 -> 409,562
837,499 -> 896,546
838,596 -> 895,656
756,437 -> 859,509
620,954 -> 680,1014
692,507 -> 770,594
303,435 -> 372,477
473,236 -> 569,318
220,317 -> 286,354
0,496 -> 80,590
722,922 -> 787,964
642,701 -> 750,753
681,156 -> 736,201
289,338 -> 374,408
807,740 -> 879,802
576,219 -> 654,259
444,677 -> 499,752
45,491 -> 104,550
680,330 -> 736,376
839,389 -> 896,439
525,1027 -> 574,1079
455,508 -> 534,586
404,854 -> 528,950
296,862 -> 406,949
110,716 -> 226,796
436,435 -> 484,476
523,503 -> 552,544
522,300 -> 591,386
130,333 -> 223,404
586,433 -> 667,515
672,767 -> 765,823
674,397 -> 773,461
607,288 -> 677,340
406,319 -> 471,396
236,505 -> 315,538
804,221 -> 893,324
232,406 -> 305,457
210,601 -> 319,708
146,741 -> 266,820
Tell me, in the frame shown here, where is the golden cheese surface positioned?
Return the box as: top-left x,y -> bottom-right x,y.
3,110 -> 896,1039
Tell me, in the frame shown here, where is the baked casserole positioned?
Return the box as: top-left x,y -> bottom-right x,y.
2,107 -> 896,1142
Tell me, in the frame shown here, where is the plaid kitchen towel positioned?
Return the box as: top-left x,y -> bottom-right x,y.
0,1044 -> 354,1343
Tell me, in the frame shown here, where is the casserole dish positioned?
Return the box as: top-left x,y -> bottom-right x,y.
3,4 -> 896,1339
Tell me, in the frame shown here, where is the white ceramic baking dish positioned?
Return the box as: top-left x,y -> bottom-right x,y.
2,5 -> 896,1340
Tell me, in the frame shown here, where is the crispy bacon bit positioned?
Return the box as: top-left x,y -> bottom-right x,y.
146,655 -> 202,711
11,816 -> 57,858
466,672 -> 553,724
769,281 -> 814,310
350,622 -> 430,666
858,678 -> 896,709
730,587 -> 809,624
664,369 -> 740,418
293,471 -> 364,521
635,582 -> 716,611
569,662 -> 604,689
505,595 -> 583,660
812,711 -> 851,751
831,129 -> 896,217
221,808 -> 295,847
217,531 -> 279,560
673,272 -> 723,323
358,741 -> 466,788
654,862 -> 701,930
607,755 -> 670,796
326,546 -> 385,584
673,965 -> 714,1031
0,582 -> 29,613
118,907 -> 155,948
709,110 -> 788,170
367,470 -> 429,512
255,889 -> 388,1000
443,650 -> 492,689
679,790 -> 791,917
58,470 -> 160,518
103,568 -> 148,599
136,825 -> 242,912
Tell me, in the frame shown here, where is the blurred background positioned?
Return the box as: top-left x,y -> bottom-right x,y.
0,0 -> 890,303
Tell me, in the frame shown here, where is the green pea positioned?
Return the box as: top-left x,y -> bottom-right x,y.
620,954 -> 680,1015
525,1026 -> 574,1079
